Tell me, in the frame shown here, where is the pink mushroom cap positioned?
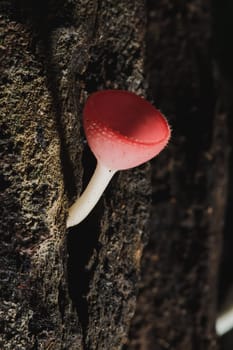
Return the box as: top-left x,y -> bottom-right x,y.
83,90 -> 171,170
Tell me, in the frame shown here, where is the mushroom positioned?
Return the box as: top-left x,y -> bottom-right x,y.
67,90 -> 171,228
216,306 -> 233,336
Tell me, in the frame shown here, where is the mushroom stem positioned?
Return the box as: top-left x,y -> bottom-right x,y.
67,162 -> 117,228
216,306 -> 233,336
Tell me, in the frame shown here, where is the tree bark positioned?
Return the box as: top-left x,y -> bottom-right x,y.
0,1 -> 150,349
126,1 -> 228,349
1,1 -> 231,350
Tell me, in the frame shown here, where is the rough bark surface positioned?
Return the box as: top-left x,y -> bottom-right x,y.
125,1 -> 228,349
2,1 -> 231,350
0,1 -> 150,349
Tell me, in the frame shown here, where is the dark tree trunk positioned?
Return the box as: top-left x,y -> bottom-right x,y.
1,1 -> 232,350
126,1 -> 230,350
0,1 -> 150,349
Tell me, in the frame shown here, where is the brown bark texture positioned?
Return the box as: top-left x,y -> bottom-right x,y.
1,0 -> 232,350
126,1 -> 231,350
0,1 -> 150,349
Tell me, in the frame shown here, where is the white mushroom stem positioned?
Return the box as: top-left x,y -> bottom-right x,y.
67,162 -> 117,228
216,306 -> 233,336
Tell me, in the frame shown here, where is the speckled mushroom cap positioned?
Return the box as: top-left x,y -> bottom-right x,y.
83,90 -> 171,170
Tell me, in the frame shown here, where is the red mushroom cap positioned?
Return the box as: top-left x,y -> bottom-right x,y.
83,90 -> 171,170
